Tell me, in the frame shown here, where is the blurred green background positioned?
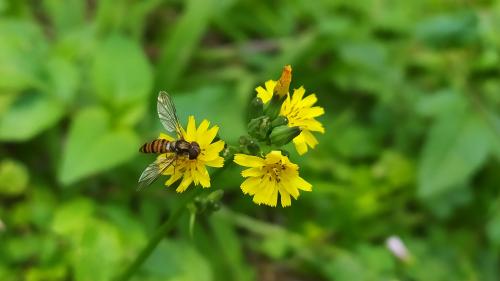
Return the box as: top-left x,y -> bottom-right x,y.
1,0 -> 500,280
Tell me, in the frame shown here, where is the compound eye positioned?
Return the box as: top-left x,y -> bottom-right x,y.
188,150 -> 197,160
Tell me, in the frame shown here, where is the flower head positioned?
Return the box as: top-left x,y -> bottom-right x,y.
281,87 -> 324,155
234,151 -> 312,207
159,116 -> 225,192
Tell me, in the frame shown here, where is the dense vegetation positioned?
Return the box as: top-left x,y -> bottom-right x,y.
1,1 -> 499,280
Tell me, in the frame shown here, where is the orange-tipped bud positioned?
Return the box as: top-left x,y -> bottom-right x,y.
274,65 -> 292,98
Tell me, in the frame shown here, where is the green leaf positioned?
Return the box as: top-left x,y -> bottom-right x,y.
415,89 -> 467,117
51,198 -> 95,237
173,86 -> 246,142
45,56 -> 80,103
0,19 -> 47,91
74,221 -> 122,281
58,107 -> 140,185
91,34 -> 153,110
0,159 -> 29,196
156,0 -> 214,89
415,11 -> 479,49
0,92 -> 64,141
418,111 -> 491,198
43,0 -> 85,34
209,214 -> 254,281
142,240 -> 212,281
51,199 -> 123,281
487,200 -> 500,247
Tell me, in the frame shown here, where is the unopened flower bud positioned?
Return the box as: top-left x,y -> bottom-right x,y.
247,140 -> 261,155
247,97 -> 264,121
270,125 -> 300,146
239,136 -> 261,155
248,116 -> 271,140
274,65 -> 292,98
271,116 -> 288,128
207,190 -> 224,203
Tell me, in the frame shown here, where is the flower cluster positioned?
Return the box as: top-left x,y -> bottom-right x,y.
144,65 -> 324,208
234,65 -> 324,207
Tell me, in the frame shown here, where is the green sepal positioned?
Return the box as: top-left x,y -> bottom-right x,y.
248,116 -> 271,140
264,95 -> 284,120
269,125 -> 301,147
271,116 -> 288,128
247,97 -> 264,121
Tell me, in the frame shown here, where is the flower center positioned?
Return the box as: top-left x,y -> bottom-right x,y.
263,161 -> 287,183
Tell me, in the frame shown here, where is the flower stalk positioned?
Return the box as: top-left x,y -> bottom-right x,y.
116,188 -> 203,281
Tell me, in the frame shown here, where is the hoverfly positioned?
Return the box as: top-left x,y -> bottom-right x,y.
137,91 -> 200,190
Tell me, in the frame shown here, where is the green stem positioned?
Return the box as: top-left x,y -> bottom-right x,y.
116,165 -> 231,281
116,188 -> 202,281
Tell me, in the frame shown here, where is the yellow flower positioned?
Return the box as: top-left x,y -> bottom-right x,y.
255,80 -> 277,104
281,87 -> 325,155
234,151 -> 312,207
158,116 -> 225,192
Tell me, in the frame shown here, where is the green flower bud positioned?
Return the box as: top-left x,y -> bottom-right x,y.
270,116 -> 288,128
248,116 -> 271,140
269,125 -> 301,147
247,97 -> 264,121
206,190 -> 224,203
246,140 -> 261,155
238,136 -> 261,155
264,95 -> 283,120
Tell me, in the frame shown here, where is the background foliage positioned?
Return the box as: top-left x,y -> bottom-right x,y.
1,0 -> 500,280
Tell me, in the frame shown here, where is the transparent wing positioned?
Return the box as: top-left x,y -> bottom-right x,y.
157,91 -> 183,138
137,155 -> 176,191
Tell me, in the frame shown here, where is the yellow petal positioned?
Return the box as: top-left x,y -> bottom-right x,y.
301,93 -> 318,107
302,130 -> 319,148
253,178 -> 274,204
196,119 -> 210,138
165,171 -> 182,186
185,115 -> 196,141
234,154 -> 264,167
176,175 -> 193,192
280,178 -> 299,199
279,188 -> 292,207
199,126 -> 218,147
293,133 -> 309,155
200,140 -> 225,162
280,94 -> 292,115
291,86 -> 306,105
302,106 -> 324,118
256,86 -> 272,104
264,151 -> 283,165
293,175 -> 312,191
195,163 -> 211,188
267,186 -> 278,207
241,177 -> 261,195
242,167 -> 263,177
299,119 -> 325,133
205,156 -> 224,167
265,80 -> 276,92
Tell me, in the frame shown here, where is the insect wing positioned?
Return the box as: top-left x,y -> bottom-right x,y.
137,155 -> 176,191
157,91 -> 184,138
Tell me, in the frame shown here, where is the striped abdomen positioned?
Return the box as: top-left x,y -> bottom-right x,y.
139,139 -> 174,154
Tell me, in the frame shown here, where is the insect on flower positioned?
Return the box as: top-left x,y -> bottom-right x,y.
137,91 -> 201,190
